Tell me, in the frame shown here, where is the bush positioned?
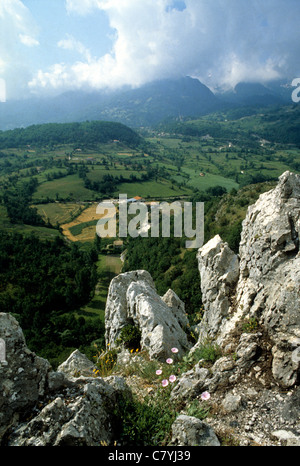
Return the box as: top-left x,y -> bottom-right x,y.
118,324 -> 142,351
114,392 -> 177,446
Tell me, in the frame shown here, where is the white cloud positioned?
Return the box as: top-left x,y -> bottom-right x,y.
19,34 -> 39,47
58,34 -> 92,62
65,0 -> 104,16
0,0 -> 39,98
18,0 -> 300,96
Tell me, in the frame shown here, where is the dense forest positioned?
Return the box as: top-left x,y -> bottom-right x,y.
0,120 -> 143,149
0,232 -> 102,364
3,177 -> 47,226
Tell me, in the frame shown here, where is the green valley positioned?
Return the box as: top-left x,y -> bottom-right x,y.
0,111 -> 299,367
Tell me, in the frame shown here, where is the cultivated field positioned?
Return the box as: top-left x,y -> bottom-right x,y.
60,203 -> 100,242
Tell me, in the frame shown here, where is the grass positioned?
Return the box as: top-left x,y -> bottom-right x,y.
33,174 -> 95,201
116,180 -> 193,198
69,219 -> 98,236
0,205 -> 61,240
175,169 -> 239,192
77,254 -> 122,321
34,202 -> 84,225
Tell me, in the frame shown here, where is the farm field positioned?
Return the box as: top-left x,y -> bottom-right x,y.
60,203 -> 100,242
34,202 -> 84,226
1,115 -> 300,247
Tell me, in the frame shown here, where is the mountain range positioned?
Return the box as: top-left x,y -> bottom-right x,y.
0,76 -> 294,131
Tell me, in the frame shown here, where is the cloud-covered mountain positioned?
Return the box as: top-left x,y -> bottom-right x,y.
1,1 -> 300,102
0,76 -> 294,131
0,77 -> 222,130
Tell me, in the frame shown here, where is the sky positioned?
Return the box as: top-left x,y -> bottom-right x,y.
0,0 -> 300,101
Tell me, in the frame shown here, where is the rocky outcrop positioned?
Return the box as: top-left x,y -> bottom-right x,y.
1,171 -> 299,447
196,234 -> 240,342
170,415 -> 220,446
8,375 -> 129,446
0,313 -> 51,441
0,314 -> 130,446
169,172 -> 300,446
195,171 -> 300,388
105,270 -> 190,361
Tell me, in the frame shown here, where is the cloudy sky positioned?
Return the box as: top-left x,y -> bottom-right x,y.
0,0 -> 300,101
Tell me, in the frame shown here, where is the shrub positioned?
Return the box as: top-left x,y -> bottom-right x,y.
186,399 -> 210,420
242,317 -> 259,333
94,347 -> 118,377
118,324 -> 142,351
114,392 -> 177,446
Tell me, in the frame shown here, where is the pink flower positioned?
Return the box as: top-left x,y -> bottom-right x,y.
201,391 -> 210,401
162,379 -> 169,387
156,369 -> 162,375
169,375 -> 176,383
171,347 -> 179,353
166,358 -> 173,364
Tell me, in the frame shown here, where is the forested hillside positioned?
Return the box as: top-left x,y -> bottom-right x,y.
0,120 -> 142,149
0,232 -> 103,364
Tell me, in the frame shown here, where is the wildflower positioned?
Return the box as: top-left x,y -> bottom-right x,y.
166,358 -> 173,364
156,369 -> 163,375
169,375 -> 176,383
201,391 -> 210,401
162,379 -> 169,387
171,347 -> 178,353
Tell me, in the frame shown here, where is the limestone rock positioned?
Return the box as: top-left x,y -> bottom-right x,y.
170,363 -> 210,401
161,289 -> 189,329
0,312 -> 132,446
8,376 -> 129,446
222,393 -> 243,413
170,415 -> 220,446
105,270 -> 190,361
234,171 -> 300,387
0,313 -> 51,441
195,172 -> 300,388
196,235 -> 239,342
57,349 -> 97,378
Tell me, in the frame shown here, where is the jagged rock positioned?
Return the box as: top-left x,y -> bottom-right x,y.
8,376 -> 129,446
105,270 -> 190,361
221,393 -> 243,413
161,289 -> 189,329
170,415 -> 220,446
196,235 -> 239,342
0,313 -> 51,441
195,172 -> 300,388
0,312 -> 131,446
57,349 -> 97,378
170,363 -> 210,401
171,332 -> 261,402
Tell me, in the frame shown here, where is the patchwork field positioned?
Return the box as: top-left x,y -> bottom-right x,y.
35,202 -> 84,226
60,203 -> 100,242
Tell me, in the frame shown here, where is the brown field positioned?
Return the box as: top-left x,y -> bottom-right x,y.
61,203 -> 100,242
